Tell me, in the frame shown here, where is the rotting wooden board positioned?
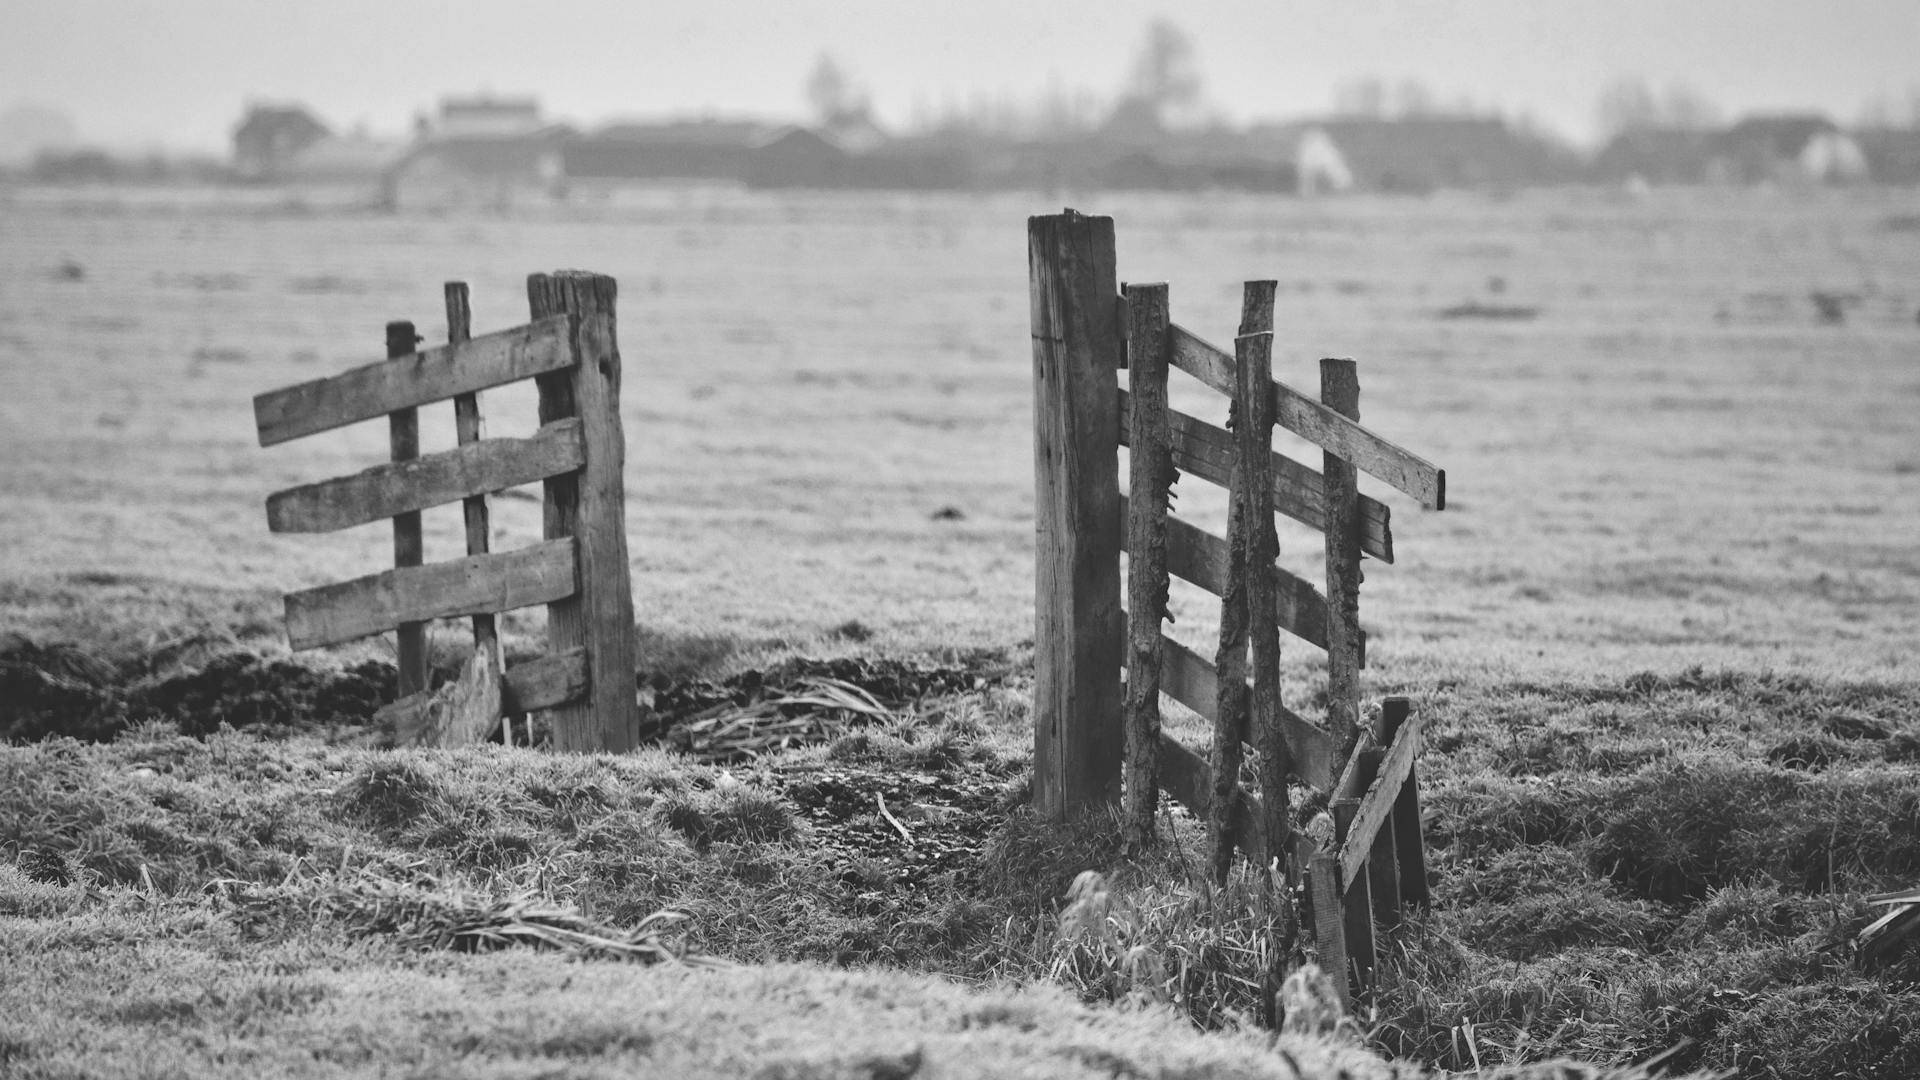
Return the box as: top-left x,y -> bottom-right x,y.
1119,495 -> 1332,652
375,646 -> 588,738
1120,391 -> 1394,562
1338,709 -> 1425,888
1166,325 -> 1446,510
284,538 -> 577,651
385,639 -> 502,747
503,647 -> 589,713
266,419 -> 586,533
254,315 -> 573,447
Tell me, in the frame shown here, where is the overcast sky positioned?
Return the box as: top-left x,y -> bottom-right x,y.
4,0 -> 1917,152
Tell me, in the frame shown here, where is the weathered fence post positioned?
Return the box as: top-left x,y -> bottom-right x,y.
1321,358 -> 1363,749
1122,281 -> 1172,850
528,271 -> 639,753
386,320 -> 428,699
1236,283 -> 1290,879
1028,211 -> 1124,822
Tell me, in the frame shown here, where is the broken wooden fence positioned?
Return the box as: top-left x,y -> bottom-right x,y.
253,271 -> 638,753
1028,210 -> 1446,1000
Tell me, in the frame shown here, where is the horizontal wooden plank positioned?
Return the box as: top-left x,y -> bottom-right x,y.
1338,708 -> 1425,889
1119,495 -> 1331,652
1167,324 -> 1446,510
1154,634 -> 1335,790
504,647 -> 590,713
1121,391 -> 1393,562
255,315 -> 574,447
267,419 -> 586,533
1157,733 -> 1320,867
284,538 -> 577,651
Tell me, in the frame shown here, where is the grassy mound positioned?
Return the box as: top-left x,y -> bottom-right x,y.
8,661 -> 1918,1076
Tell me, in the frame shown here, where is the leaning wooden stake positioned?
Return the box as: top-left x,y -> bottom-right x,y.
447,282 -> 509,746
386,320 -> 428,700
1383,696 -> 1429,907
1359,745 -> 1403,931
528,272 -> 639,753
1028,211 -> 1125,821
1334,797 -> 1376,989
1321,358 -> 1363,750
1307,852 -> 1353,1012
1122,282 -> 1173,851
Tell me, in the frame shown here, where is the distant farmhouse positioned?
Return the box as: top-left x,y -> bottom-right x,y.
563,119 -> 770,185
1269,116 -> 1582,194
1590,113 -> 1874,188
388,96 -> 570,209
1714,114 -> 1868,184
231,104 -> 330,181
1589,128 -> 1719,186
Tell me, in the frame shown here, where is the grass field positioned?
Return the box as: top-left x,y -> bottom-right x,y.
3,182 -> 1919,1078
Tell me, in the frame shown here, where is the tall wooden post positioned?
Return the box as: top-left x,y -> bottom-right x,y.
386,320 -> 428,699
1321,358 -> 1363,749
528,271 -> 639,753
1122,282 -> 1172,850
1028,211 -> 1124,822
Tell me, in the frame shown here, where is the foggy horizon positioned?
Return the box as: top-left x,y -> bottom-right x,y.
5,0 -> 1919,157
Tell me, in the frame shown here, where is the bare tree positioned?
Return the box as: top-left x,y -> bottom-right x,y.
805,53 -> 869,127
1597,77 -> 1721,137
1122,18 -> 1202,122
1334,77 -> 1388,118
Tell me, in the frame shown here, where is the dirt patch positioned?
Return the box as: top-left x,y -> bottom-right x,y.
773,760 -> 1015,896
3,635 -> 1014,755
1,634 -> 395,744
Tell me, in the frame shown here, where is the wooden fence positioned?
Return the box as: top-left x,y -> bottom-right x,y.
253,271 -> 639,753
1028,210 -> 1447,1000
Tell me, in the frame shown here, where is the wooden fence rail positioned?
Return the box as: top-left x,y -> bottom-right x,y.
253,272 -> 638,753
1028,209 -> 1447,1004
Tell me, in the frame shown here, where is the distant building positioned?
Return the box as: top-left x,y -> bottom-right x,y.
1294,127 -> 1353,194
745,126 -> 849,188
1256,116 -> 1578,194
1589,128 -> 1719,186
388,95 -> 568,208
433,96 -> 544,139
1714,114 -> 1867,184
561,120 -> 769,184
232,104 -> 329,180
1854,127 -> 1920,185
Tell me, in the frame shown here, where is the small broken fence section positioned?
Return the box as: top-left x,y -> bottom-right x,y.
1028,210 -> 1447,1001
253,271 -> 639,753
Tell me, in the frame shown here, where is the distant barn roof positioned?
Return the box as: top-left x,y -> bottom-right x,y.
1718,114 -> 1839,158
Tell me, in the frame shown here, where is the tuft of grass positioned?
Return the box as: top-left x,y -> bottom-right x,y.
655,782 -> 799,850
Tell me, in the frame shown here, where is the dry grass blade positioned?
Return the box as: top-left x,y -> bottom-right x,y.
669,676 -> 899,762
228,872 -> 724,967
